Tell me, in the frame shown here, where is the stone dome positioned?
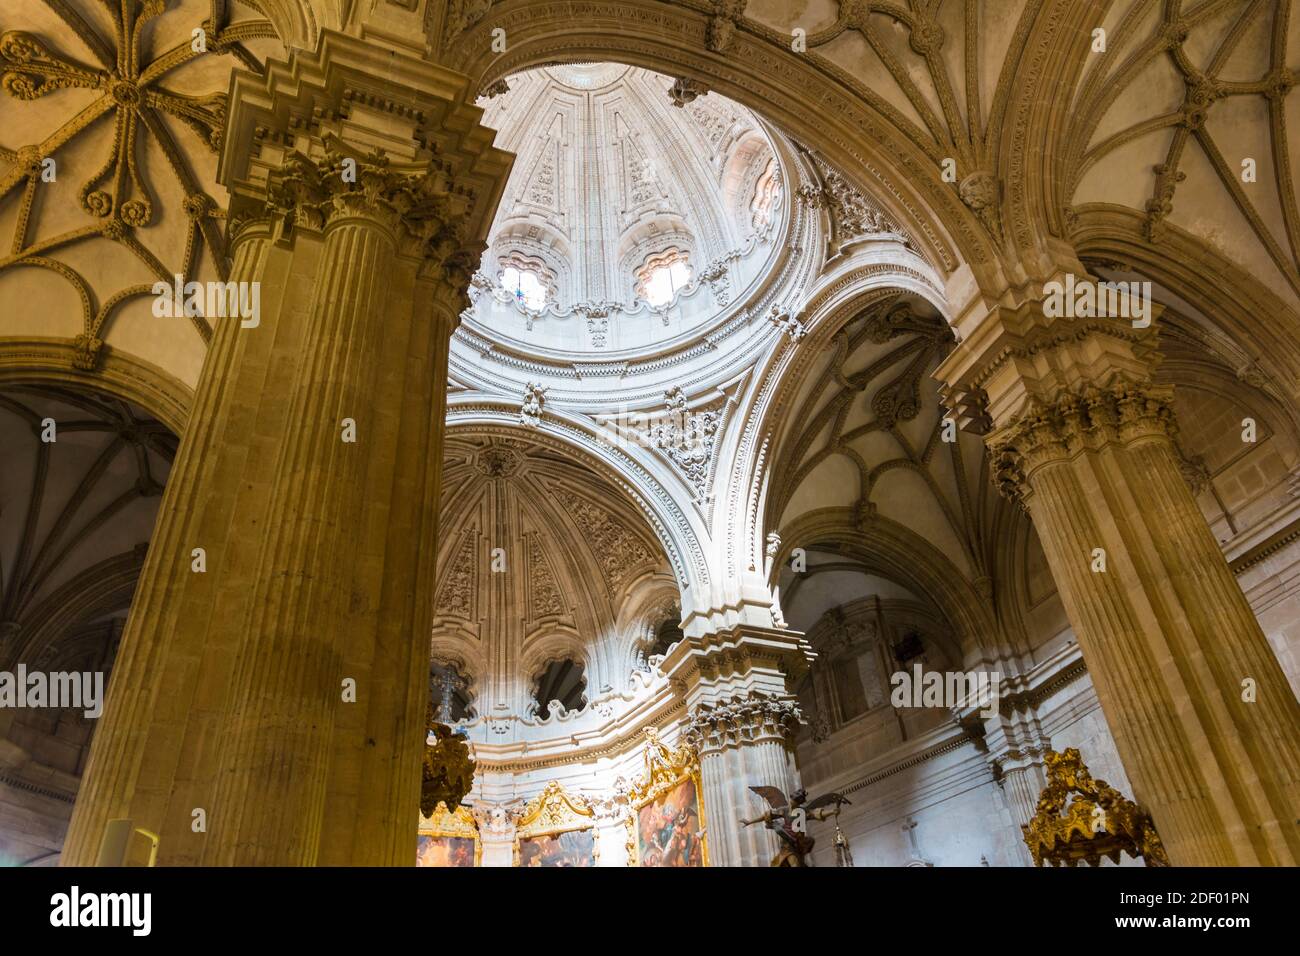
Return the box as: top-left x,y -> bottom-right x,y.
465,64 -> 787,355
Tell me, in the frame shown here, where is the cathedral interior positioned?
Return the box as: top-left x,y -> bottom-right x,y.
0,0 -> 1298,870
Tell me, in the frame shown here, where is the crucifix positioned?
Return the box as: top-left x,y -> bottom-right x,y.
431,668 -> 465,725
902,816 -> 932,866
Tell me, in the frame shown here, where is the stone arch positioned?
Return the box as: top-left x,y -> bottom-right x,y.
444,400 -> 713,608
440,0 -> 992,283
717,255 -> 949,592
519,634 -> 591,717
771,509 -> 999,669
1073,208 -> 1300,394
0,340 -> 192,436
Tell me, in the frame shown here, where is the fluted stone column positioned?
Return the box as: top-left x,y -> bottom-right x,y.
939,290 -> 1300,866
62,32 -> 511,866
662,624 -> 813,866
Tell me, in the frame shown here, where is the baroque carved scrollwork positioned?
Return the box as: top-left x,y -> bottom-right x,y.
1022,748 -> 1169,867
796,152 -> 906,254
645,387 -> 721,498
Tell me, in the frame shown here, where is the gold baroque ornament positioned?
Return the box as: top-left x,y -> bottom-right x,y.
623,727 -> 708,867
1022,748 -> 1169,867
512,780 -> 598,866
421,704 -> 477,818
417,801 -> 482,867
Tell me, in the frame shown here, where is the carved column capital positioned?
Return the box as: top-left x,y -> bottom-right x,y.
255,148 -> 481,271
936,276 -> 1172,506
684,691 -> 802,753
218,28 -> 511,285
991,379 -> 1177,504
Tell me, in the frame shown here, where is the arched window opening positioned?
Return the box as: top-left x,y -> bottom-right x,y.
531,657 -> 587,716
501,265 -> 549,310
650,618 -> 683,659
636,250 -> 691,306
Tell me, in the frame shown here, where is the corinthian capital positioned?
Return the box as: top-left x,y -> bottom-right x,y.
684,691 -> 803,752
991,380 -> 1176,503
260,148 -> 479,269
218,29 -> 511,275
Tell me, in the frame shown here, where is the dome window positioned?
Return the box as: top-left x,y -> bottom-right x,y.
637,250 -> 691,306
502,265 -> 548,310
531,657 -> 588,716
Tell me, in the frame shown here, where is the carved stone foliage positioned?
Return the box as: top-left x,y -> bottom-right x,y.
684,692 -> 803,753
258,149 -> 479,275
796,152 -> 908,253
991,380 -> 1177,506
474,444 -> 523,478
958,171 -> 1000,236
643,387 -> 722,498
553,487 -> 657,596
435,529 -> 478,619
444,0 -> 494,42
519,382 -> 547,427
525,532 -> 566,620
768,306 -> 806,342
0,1 -> 280,362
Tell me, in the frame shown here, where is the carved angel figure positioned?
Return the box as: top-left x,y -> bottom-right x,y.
742,786 -> 852,866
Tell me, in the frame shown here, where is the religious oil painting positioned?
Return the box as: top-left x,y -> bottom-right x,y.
416,802 -> 480,866
635,775 -> 704,867
516,827 -> 596,867
416,834 -> 477,867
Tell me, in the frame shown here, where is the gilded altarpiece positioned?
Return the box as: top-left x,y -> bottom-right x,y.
417,802 -> 481,867
625,730 -> 708,867
513,781 -> 598,867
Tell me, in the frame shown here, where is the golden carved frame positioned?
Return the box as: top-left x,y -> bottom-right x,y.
513,780 -> 599,866
623,727 -> 709,867
417,801 -> 482,867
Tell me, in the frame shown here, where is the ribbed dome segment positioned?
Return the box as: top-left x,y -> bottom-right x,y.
467,64 -> 786,355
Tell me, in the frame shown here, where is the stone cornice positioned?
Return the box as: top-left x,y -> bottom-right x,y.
1230,515 -> 1300,575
